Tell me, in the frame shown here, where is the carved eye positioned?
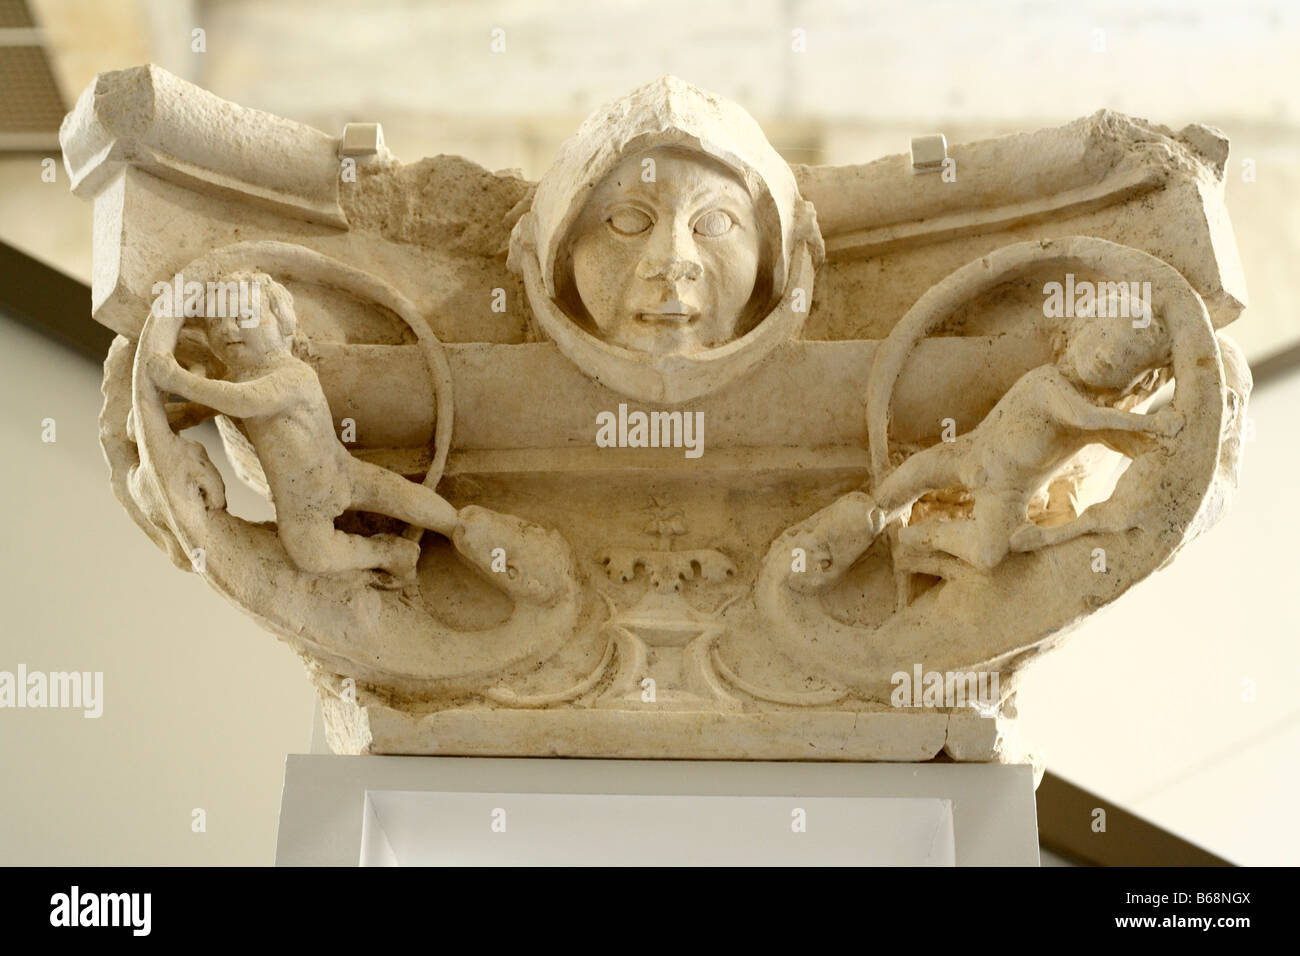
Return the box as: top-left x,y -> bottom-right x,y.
608,207 -> 652,236
694,209 -> 734,237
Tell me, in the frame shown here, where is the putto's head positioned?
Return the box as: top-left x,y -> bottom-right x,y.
1057,311 -> 1171,393
512,76 -> 823,360
202,272 -> 297,367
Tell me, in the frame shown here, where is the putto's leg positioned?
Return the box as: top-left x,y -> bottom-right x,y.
967,487 -> 1026,570
278,516 -> 419,578
873,440 -> 965,516
896,488 -> 1022,571
1012,508 -> 1138,552
895,516 -> 982,569
347,458 -> 459,536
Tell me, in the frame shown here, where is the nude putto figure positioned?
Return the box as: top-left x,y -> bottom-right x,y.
785,310 -> 1183,593
146,271 -> 566,602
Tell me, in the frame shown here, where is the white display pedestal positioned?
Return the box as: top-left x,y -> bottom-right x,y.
276,755 -> 1040,866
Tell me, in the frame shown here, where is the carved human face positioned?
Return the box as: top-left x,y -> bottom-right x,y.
567,147 -> 762,355
205,302 -> 287,369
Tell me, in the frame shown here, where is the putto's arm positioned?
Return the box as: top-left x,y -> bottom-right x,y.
1052,379 -> 1183,436
146,354 -> 298,419
163,400 -> 220,431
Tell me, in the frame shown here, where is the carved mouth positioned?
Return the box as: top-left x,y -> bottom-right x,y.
636,308 -> 698,325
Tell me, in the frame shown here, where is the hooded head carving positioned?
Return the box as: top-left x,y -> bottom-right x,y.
510,76 -> 823,360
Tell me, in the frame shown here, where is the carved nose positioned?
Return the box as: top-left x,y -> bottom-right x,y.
637,256 -> 703,283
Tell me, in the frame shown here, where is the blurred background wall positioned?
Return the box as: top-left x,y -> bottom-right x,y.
0,0 -> 1296,864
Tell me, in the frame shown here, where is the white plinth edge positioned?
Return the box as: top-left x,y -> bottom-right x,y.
276,755 -> 1040,866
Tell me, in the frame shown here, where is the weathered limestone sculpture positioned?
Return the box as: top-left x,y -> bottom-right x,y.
63,68 -> 1250,760
141,269 -> 566,597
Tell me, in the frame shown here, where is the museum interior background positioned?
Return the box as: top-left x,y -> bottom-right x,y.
0,0 -> 1296,865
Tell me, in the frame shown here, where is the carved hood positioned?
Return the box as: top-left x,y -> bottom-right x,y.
511,74 -> 824,308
